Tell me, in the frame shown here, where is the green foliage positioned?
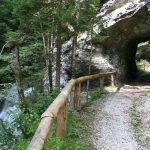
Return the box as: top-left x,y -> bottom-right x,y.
0,65 -> 14,83
45,110 -> 90,150
92,28 -> 110,43
0,121 -> 18,150
0,89 -> 59,150
13,139 -> 30,150
0,83 -> 12,102
0,0 -> 18,49
5,31 -> 21,44
130,105 -> 150,150
67,111 -> 80,139
130,105 -> 143,143
31,89 -> 59,116
0,53 -> 14,83
12,0 -> 41,16
0,54 -> 12,62
0,0 -> 103,149
130,105 -> 142,127
1,88 -> 93,150
89,88 -> 101,101
136,41 -> 150,62
12,106 -> 89,150
46,137 -> 82,150
0,40 -> 44,83
19,42 -> 44,77
14,111 -> 39,138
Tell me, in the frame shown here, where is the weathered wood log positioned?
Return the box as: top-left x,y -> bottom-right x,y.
27,117 -> 53,150
28,79 -> 75,150
75,82 -> 81,112
28,72 -> 116,150
111,73 -> 115,86
56,101 -> 67,137
100,77 -> 104,92
41,79 -> 76,119
76,71 -> 115,83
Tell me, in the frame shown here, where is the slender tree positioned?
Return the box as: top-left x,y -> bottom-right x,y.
86,25 -> 94,101
12,45 -> 25,99
4,31 -> 28,110
71,0 -> 80,78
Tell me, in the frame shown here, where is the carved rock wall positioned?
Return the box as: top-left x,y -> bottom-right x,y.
99,0 -> 150,81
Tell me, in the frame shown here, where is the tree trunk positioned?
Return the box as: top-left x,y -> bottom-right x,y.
55,35 -> 62,90
55,0 -> 63,91
12,46 -> 24,98
40,22 -> 47,58
47,33 -> 53,92
12,46 -> 27,110
86,25 -> 94,101
71,33 -> 77,78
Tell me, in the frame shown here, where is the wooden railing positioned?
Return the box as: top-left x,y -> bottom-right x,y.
27,71 -> 116,150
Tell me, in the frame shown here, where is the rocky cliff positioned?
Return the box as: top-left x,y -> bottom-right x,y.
44,0 -> 150,91
98,0 -> 150,81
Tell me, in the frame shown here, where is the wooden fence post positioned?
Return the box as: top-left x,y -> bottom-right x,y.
111,74 -> 115,86
28,72 -> 117,150
56,101 -> 67,137
75,82 -> 81,112
68,87 -> 74,109
100,77 -> 104,92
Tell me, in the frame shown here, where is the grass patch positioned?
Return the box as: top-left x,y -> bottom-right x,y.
130,105 -> 143,143
2,88 -> 92,150
130,105 -> 150,148
45,110 -> 91,150
88,88 -> 101,101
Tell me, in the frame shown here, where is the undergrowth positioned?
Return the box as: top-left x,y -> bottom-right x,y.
130,105 -> 143,143
1,88 -> 91,150
130,105 -> 150,148
1,84 -> 117,149
1,89 -> 59,150
89,88 -> 101,101
45,110 -> 91,150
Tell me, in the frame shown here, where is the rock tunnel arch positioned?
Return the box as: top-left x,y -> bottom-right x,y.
125,37 -> 150,81
99,1 -> 150,82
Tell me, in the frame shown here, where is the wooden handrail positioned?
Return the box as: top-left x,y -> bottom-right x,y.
28,71 -> 116,150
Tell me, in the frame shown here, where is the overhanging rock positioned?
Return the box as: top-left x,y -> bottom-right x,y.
98,0 -> 150,81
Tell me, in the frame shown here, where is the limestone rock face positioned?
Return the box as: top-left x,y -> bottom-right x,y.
43,37 -> 113,91
98,0 -> 150,81
44,0 -> 150,91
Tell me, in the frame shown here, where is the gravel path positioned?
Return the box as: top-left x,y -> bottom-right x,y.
90,85 -> 150,150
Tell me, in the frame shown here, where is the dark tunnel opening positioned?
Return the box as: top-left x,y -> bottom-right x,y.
126,38 -> 150,83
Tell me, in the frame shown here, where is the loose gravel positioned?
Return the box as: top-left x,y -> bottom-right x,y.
83,85 -> 150,150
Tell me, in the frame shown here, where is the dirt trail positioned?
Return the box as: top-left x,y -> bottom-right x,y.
89,85 -> 150,150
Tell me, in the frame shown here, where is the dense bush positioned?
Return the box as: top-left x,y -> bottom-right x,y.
0,82 -> 97,150
1,89 -> 59,150
0,41 -> 44,84
45,110 -> 88,150
136,42 -> 150,62
0,55 -> 14,83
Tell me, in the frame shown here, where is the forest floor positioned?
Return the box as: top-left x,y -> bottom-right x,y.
80,84 -> 150,150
